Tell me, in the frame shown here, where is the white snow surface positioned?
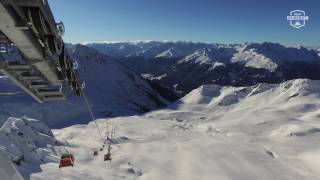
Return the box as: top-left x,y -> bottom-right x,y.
19,79 -> 320,180
0,117 -> 55,162
155,48 -> 174,58
141,74 -> 167,81
0,116 -> 60,179
231,45 -> 279,71
0,150 -> 23,180
180,49 -> 214,65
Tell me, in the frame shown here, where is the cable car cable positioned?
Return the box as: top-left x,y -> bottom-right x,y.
82,90 -> 104,140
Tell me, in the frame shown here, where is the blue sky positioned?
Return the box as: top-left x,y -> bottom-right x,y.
49,0 -> 320,46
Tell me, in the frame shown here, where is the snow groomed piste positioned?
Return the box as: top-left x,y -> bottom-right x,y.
31,79 -> 320,179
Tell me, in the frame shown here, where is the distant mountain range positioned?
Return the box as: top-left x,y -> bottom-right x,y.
1,41 -> 319,127
0,45 -> 170,127
84,41 -> 320,94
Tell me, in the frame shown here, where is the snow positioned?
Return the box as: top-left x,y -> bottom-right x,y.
231,46 -> 279,71
245,43 -> 318,64
155,48 -> 174,59
0,45 -> 168,128
180,49 -> 214,65
73,45 -> 168,117
81,40 -> 155,46
0,116 -> 60,179
229,43 -> 319,72
20,79 -> 320,180
208,61 -> 225,71
84,41 -> 320,95
0,117 -> 55,161
86,41 -> 319,72
298,149 -> 320,174
141,74 -> 167,81
118,45 -> 126,50
0,150 -> 23,180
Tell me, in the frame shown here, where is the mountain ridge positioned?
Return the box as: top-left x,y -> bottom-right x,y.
20,78 -> 320,179
83,41 -> 320,94
0,45 -> 170,128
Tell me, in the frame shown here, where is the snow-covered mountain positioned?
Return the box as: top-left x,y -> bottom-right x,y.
0,116 -> 58,179
21,79 -> 320,180
85,41 -> 320,94
71,44 -> 169,116
0,45 -> 170,128
83,41 -> 207,59
0,150 -> 23,180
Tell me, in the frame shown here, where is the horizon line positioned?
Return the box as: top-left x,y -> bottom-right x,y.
68,40 -> 319,48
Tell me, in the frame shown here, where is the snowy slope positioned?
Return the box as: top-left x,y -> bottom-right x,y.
85,41 -> 210,59
0,150 -> 23,180
179,49 -> 214,65
71,45 -> 168,117
85,41 -> 320,94
85,41 -> 319,66
155,48 -> 177,59
0,116 -> 60,179
29,79 -> 320,180
231,45 -> 279,71
0,45 -> 168,128
232,43 -> 318,69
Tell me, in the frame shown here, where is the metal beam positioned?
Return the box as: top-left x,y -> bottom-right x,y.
43,95 -> 66,101
7,64 -> 32,70
29,83 -> 48,89
20,75 -> 42,80
0,2 -> 62,85
0,67 -> 43,103
0,92 -> 25,96
38,89 -> 64,96
0,60 -> 66,103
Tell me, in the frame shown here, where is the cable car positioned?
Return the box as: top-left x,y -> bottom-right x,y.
104,153 -> 112,161
59,154 -> 74,168
93,150 -> 98,156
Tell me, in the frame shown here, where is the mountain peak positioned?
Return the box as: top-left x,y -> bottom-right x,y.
181,49 -> 214,65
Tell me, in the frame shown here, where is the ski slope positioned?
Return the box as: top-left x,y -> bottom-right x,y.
24,79 -> 320,179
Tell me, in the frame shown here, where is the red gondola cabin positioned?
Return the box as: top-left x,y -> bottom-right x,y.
104,153 -> 112,161
59,154 -> 74,168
